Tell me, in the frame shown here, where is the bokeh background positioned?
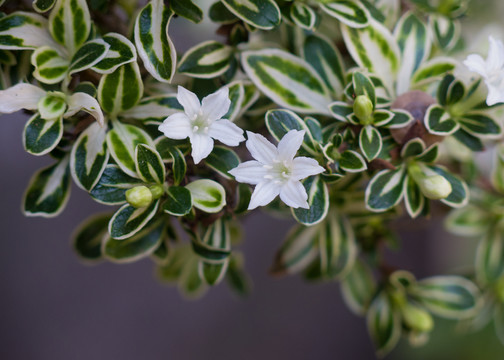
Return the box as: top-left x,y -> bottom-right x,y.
1,0 -> 503,359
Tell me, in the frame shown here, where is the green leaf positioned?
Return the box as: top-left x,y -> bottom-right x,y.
23,156 -> 71,218
359,125 -> 382,161
120,94 -> 182,125
98,62 -> 143,117
319,212 -> 357,278
73,213 -> 110,261
69,39 -> 110,75
209,1 -> 237,24
234,183 -> 251,215
205,146 -> 240,180
162,186 -> 192,216
353,71 -> 376,108
221,0 -> 280,30
341,18 -> 400,91
302,33 -> 345,98
476,222 -> 504,285
178,254 -> 208,298
199,260 -> 229,286
270,225 -> 319,276
0,12 -> 59,50
23,113 -> 63,156
444,205 -> 490,237
371,110 -> 394,127
49,0 -> 91,55
241,48 -> 332,115
452,128 -> 484,151
320,0 -> 370,28
92,33 -> 137,74
108,199 -> 160,240
292,176 -> 329,226
426,165 -> 469,208
493,144 -> 504,193
424,104 -> 459,135
178,40 -> 233,79
404,174 -> 425,218
169,0 -> 203,23
33,0 -> 57,12
223,80 -> 245,121
185,179 -> 226,213
367,290 -> 401,358
31,46 -> 69,84
457,113 -> 503,138
290,3 -> 317,30
70,122 -> 109,191
226,254 -> 251,296
90,165 -> 143,205
341,258 -> 376,315
329,101 -> 353,122
401,138 -> 425,159
135,144 -> 165,184
134,0 -> 176,83
106,121 -> 155,178
365,167 -> 406,212
411,57 -> 456,88
168,147 -> 186,186
339,150 -> 367,173
410,276 -> 481,319
103,221 -> 164,263
431,15 -> 460,50
385,109 -> 414,129
394,11 -> 431,95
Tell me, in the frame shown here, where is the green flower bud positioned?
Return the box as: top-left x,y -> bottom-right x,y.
149,184 -> 164,199
408,163 -> 452,200
353,95 -> 374,125
126,185 -> 152,208
401,303 -> 434,333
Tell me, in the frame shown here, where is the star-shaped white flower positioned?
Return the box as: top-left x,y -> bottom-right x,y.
463,36 -> 504,106
158,86 -> 245,164
229,130 -> 325,210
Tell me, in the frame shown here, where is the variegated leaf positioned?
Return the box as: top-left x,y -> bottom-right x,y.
205,146 -> 240,180
33,0 -> 57,13
425,165 -> 469,208
73,213 -> 110,261
108,199 -> 160,240
31,46 -> 69,84
359,125 -> 382,162
457,113 -> 503,138
0,12 -> 59,50
411,57 -> 456,88
367,290 -> 401,358
178,40 -> 233,79
221,0 -> 281,30
444,205 -> 490,237
92,33 -> 137,74
341,258 -> 376,315
135,144 -> 165,185
106,121 -> 155,178
70,122 -> 109,191
23,113 -> 63,156
68,39 -> 110,75
366,167 -> 406,212
290,3 -> 317,30
23,156 -> 71,218
185,179 -> 226,213
90,165 -> 143,205
120,95 -> 182,125
320,0 -> 370,28
169,0 -> 203,24
430,15 -> 460,50
98,62 -> 143,117
134,0 -> 176,83
162,186 -> 192,216
49,0 -> 91,55
476,222 -> 504,286
241,49 -> 332,115
424,104 -> 459,135
292,176 -> 329,226
224,80 -> 245,121
404,174 -> 425,218
492,144 -> 504,193
339,150 -> 367,173
168,147 -> 187,185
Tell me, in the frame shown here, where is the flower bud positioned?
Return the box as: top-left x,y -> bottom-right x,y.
126,186 -> 152,208
401,303 -> 434,333
353,95 -> 374,125
418,175 -> 452,200
149,184 -> 164,199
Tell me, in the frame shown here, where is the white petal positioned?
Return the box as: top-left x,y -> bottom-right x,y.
291,157 -> 325,180
277,129 -> 305,161
279,180 -> 309,209
177,86 -> 201,119
208,119 -> 245,146
158,112 -> 192,140
228,160 -> 267,185
487,36 -> 504,70
190,133 -> 214,164
245,131 -> 278,164
485,84 -> 504,106
248,181 -> 280,210
463,54 -> 487,76
201,87 -> 231,122
65,92 -> 105,127
0,83 -> 45,113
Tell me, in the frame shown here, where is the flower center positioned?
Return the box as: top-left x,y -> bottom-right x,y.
191,110 -> 211,134
263,160 -> 292,184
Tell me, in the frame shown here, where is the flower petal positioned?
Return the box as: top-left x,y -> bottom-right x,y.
228,160 -> 267,185
158,112 -> 192,139
486,83 -> 504,106
487,36 -> 504,70
245,131 -> 278,164
291,157 -> 325,180
208,119 -> 245,146
201,87 -> 231,122
463,54 -> 487,76
248,181 -> 280,210
277,129 -> 305,161
177,86 -> 200,119
65,92 -> 105,127
190,133 -> 214,164
0,83 -> 45,113
280,180 -> 309,209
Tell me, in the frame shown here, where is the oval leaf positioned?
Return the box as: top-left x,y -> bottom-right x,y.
108,199 -> 160,240
221,0 -> 281,30
292,176 -> 329,226
23,113 -> 63,156
135,144 -> 165,184
162,186 -> 192,216
185,179 -> 226,213
178,40 -> 233,79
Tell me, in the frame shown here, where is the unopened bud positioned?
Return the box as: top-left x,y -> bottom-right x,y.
126,186 -> 152,208
353,95 -> 374,125
401,303 -> 434,333
418,175 -> 452,200
149,184 -> 164,199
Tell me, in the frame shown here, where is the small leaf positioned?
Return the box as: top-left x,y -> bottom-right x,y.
33,0 -> 57,13
0,12 -> 59,51
90,165 -> 143,205
365,167 -> 406,212
221,0 -> 281,30
476,222 -> 504,286
339,150 -> 368,173
234,183 -> 252,215
23,156 -> 71,218
424,104 -> 459,135
404,174 -> 425,218
353,71 -> 376,108
290,3 -> 317,30
209,1 -> 237,24
49,0 -> 91,55
329,101 -> 353,122
401,138 -> 425,159
135,144 -> 165,184
73,213 -> 110,261
426,165 -> 469,208
359,125 -> 382,162
431,15 -> 460,51
205,146 -> 240,180
444,205 -> 490,237
108,199 -> 160,240
178,40 -> 233,79
68,39 -> 110,75
411,57 -> 457,88
31,46 -> 69,84
341,258 -> 376,315
292,176 -> 329,226
367,290 -> 401,358
320,0 -> 370,28
385,110 -> 414,129
168,147 -> 186,186
120,94 -> 182,125
92,33 -> 137,74
162,186 -> 192,216
185,179 -> 226,213
169,0 -> 203,23
23,113 -> 63,156
457,113 -> 503,138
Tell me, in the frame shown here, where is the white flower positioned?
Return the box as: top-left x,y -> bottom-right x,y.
229,130 -> 325,210
463,36 -> 504,106
158,86 -> 245,164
